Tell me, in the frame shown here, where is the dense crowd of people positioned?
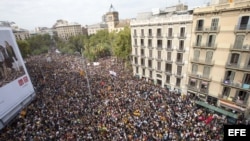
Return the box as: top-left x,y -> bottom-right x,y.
0,53 -> 236,140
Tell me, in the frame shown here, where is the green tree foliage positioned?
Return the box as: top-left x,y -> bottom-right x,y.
27,34 -> 52,55
17,40 -> 30,58
113,26 -> 131,61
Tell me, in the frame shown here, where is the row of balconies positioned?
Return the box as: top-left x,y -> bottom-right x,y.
230,44 -> 250,52
221,79 -> 250,92
218,94 -> 248,107
134,45 -> 186,52
133,33 -> 187,39
133,64 -> 184,78
194,25 -> 250,33
225,62 -> 250,72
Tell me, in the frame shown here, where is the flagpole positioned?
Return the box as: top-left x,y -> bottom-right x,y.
81,48 -> 92,96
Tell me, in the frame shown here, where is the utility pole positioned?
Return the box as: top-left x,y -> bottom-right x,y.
81,48 -> 92,96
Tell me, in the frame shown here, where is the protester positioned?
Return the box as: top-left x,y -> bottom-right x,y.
0,53 -> 239,141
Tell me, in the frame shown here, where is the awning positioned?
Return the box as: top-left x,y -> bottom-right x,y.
190,79 -> 196,82
195,100 -> 238,119
219,100 -> 246,112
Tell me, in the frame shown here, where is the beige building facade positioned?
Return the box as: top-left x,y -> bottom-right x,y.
54,20 -> 82,40
131,4 -> 192,94
188,0 -> 250,119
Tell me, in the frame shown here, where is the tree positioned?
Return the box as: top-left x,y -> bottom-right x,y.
113,26 -> 131,61
17,40 -> 30,58
27,34 -> 52,55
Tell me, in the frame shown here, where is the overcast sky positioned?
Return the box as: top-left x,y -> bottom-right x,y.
0,0 -> 208,30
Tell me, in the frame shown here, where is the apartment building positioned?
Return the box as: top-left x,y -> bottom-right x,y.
130,4 -> 192,94
188,0 -> 250,119
0,21 -> 30,40
53,19 -> 82,40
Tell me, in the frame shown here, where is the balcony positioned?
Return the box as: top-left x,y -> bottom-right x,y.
187,84 -> 199,92
147,55 -> 154,60
141,34 -> 145,38
166,34 -> 174,39
230,44 -> 250,52
133,34 -> 137,37
175,59 -> 184,65
165,59 -> 173,63
176,47 -> 185,52
148,44 -> 153,48
148,34 -> 153,38
219,94 -> 248,108
177,33 -> 186,39
191,58 -> 214,66
221,79 -> 250,92
141,44 -> 146,48
156,34 -> 163,38
165,71 -> 172,75
195,26 -> 220,33
200,88 -> 208,94
155,57 -> 163,61
165,46 -> 173,51
193,43 -> 217,50
234,24 -> 250,33
189,73 -> 212,81
225,62 -> 250,72
140,54 -> 146,58
156,45 -> 163,50
174,73 -> 183,78
134,44 -> 138,48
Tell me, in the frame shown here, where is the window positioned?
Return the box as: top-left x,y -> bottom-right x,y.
142,68 -> 145,75
157,61 -> 161,70
194,50 -> 200,60
134,39 -> 137,46
200,81 -> 209,93
167,40 -> 172,48
168,28 -> 173,37
239,16 -> 250,30
141,29 -> 144,36
136,67 -> 139,73
176,53 -> 183,62
166,75 -> 170,83
179,40 -> 184,50
149,70 -> 153,78
229,53 -> 240,65
134,57 -> 138,64
141,58 -> 145,66
205,51 -> 213,63
203,66 -> 211,78
236,91 -> 249,104
177,66 -> 182,75
157,28 -> 162,37
165,63 -> 172,73
196,19 -> 204,31
157,51 -> 161,59
224,71 -> 235,83
207,96 -> 217,106
167,52 -> 171,61
244,74 -> 250,84
141,39 -> 144,46
196,35 -> 202,46
192,64 -> 198,74
211,18 -> 219,31
234,35 -> 245,49
148,29 -> 152,36
189,79 -> 196,87
148,60 -> 152,68
157,40 -> 162,48
148,39 -> 152,47
134,29 -> 137,36
141,49 -> 144,56
180,27 -> 185,37
176,78 -> 181,86
135,48 -> 138,55
207,35 -> 216,47
222,87 -> 231,97
149,50 -> 152,58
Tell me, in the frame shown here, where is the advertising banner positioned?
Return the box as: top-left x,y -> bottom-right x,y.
0,27 -> 35,129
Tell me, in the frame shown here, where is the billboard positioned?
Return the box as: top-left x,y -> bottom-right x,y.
0,27 -> 35,130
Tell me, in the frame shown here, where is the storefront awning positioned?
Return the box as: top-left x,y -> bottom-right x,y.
195,100 -> 238,119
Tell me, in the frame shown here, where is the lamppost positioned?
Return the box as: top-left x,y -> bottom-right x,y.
81,48 -> 92,96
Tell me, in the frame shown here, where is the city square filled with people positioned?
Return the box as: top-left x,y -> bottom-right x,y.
0,53 -> 237,141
